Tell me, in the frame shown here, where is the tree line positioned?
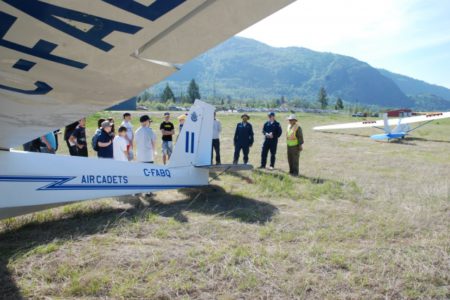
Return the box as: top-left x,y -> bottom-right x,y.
161,79 -> 200,104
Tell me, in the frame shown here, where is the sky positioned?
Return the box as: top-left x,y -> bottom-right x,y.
238,0 -> 450,88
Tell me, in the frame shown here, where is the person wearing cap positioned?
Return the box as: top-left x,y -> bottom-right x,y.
286,114 -> 304,176
160,112 -> 175,164
233,114 -> 254,164
69,118 -> 88,157
135,115 -> 157,163
97,120 -> 114,159
260,112 -> 282,170
212,111 -> 222,165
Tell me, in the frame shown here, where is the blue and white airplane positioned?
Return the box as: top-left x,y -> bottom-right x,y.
0,0 -> 296,219
314,112 -> 450,141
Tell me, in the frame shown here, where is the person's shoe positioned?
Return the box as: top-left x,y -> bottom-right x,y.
268,166 -> 274,170
258,166 -> 265,169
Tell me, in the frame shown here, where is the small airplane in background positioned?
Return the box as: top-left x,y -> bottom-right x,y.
313,112 -> 450,141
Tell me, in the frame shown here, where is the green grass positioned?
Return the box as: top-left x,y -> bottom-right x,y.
1,111 -> 449,299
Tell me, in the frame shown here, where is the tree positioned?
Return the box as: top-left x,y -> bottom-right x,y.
161,84 -> 175,102
335,97 -> 344,110
317,87 -> 328,109
187,79 -> 201,103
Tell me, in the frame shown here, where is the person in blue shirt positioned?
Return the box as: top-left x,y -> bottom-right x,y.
40,131 -> 57,154
260,112 -> 282,169
233,114 -> 254,164
97,121 -> 113,159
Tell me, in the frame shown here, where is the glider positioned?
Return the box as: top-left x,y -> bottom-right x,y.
313,112 -> 450,141
0,0 -> 295,219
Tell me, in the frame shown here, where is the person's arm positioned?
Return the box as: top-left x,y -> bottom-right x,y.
69,132 -> 76,144
41,135 -> 52,150
70,129 -> 84,148
121,140 -> 128,158
151,133 -> 156,154
249,124 -> 254,146
98,135 -> 112,148
296,126 -> 304,149
233,125 -> 238,146
277,123 -> 283,138
98,140 -> 111,147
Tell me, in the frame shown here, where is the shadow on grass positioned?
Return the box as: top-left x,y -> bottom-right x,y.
406,136 -> 450,144
146,185 -> 278,224
0,185 -> 276,299
227,168 -> 341,186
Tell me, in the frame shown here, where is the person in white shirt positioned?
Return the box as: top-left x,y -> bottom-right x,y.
113,126 -> 129,162
212,112 -> 222,164
135,115 -> 157,163
121,112 -> 134,161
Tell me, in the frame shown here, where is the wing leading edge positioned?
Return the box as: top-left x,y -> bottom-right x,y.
0,0 -> 296,148
313,112 -> 450,131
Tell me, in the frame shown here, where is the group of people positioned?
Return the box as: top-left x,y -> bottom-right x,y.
26,110 -> 303,176
60,112 -> 177,164
231,112 -> 303,176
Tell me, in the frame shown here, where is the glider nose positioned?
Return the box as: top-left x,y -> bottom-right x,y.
370,134 -> 388,141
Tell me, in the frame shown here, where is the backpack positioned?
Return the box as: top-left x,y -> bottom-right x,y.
91,129 -> 101,151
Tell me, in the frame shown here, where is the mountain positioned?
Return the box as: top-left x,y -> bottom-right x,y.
378,69 -> 450,110
149,37 -> 450,110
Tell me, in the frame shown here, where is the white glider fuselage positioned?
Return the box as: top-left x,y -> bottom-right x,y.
0,150 -> 208,219
0,100 -> 216,220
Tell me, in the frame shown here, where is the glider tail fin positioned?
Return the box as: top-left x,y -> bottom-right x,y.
169,100 -> 215,167
383,113 -> 391,133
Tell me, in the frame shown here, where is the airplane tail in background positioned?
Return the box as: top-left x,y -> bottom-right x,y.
392,116 -> 411,133
169,100 -> 215,168
382,113 -> 391,133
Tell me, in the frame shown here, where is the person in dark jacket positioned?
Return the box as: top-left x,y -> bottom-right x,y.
64,121 -> 79,156
69,118 -> 88,157
233,114 -> 254,164
97,121 -> 114,159
260,112 -> 282,170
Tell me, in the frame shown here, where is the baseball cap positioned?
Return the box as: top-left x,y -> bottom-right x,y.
140,115 -> 151,123
101,121 -> 111,128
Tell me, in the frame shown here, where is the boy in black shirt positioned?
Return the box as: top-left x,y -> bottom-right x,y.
160,112 -> 175,164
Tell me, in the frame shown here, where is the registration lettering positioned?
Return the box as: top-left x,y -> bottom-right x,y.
143,168 -> 171,178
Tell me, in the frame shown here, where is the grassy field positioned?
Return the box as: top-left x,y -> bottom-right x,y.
1,111 -> 449,299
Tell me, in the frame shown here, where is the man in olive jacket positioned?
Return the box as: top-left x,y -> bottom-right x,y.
286,114 -> 304,176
